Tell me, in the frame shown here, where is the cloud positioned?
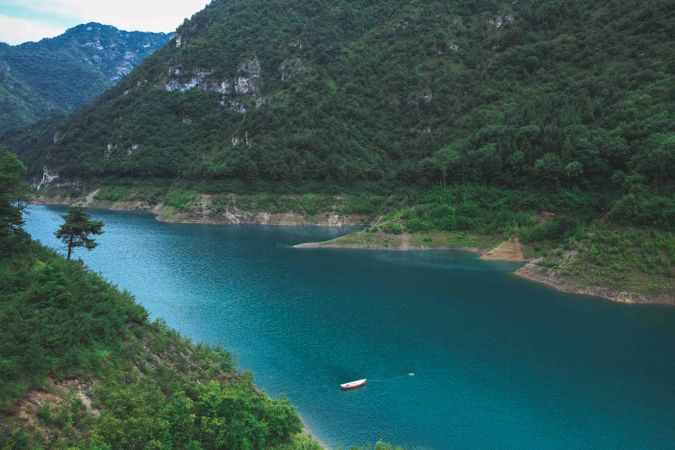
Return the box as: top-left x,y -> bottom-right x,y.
0,15 -> 65,44
0,0 -> 211,44
55,0 -> 212,32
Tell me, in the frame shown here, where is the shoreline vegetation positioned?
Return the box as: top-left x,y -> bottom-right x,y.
30,185 -> 674,306
1,152 -> 404,450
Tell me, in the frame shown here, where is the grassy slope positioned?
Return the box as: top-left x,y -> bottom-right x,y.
534,225 -> 674,299
0,242 -> 323,449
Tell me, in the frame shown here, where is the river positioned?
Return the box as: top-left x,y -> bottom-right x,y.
25,205 -> 675,449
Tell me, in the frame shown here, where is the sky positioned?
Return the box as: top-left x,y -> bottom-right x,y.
0,0 -> 211,45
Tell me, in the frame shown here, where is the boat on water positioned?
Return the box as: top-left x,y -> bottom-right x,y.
340,379 -> 367,390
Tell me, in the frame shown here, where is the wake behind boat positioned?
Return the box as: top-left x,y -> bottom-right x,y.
340,379 -> 367,390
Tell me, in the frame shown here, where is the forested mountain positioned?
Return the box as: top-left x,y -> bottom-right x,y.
4,0 -> 673,190
2,0 -> 673,300
0,23 -> 170,133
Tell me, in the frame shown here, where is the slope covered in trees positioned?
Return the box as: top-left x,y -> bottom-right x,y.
0,23 -> 169,133
1,0 -> 673,300
0,150 -> 324,449
4,0 -> 673,191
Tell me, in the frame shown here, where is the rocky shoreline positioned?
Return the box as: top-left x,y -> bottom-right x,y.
294,239 -> 482,253
515,259 -> 675,306
296,234 -> 673,306
32,196 -> 671,306
294,241 -> 482,252
31,194 -> 367,228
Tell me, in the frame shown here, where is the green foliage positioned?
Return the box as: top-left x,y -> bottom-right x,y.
0,148 -> 29,252
547,225 -> 674,297
607,192 -> 675,229
373,185 -> 604,238
5,0 -> 672,197
0,242 -> 313,448
0,245 -> 148,410
0,24 -> 169,133
0,157 -> 321,449
55,206 -> 104,259
165,189 -> 199,211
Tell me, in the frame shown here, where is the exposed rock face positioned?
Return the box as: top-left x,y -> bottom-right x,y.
34,191 -> 368,228
163,57 -> 261,114
0,22 -> 169,133
158,196 -> 367,227
36,167 -> 59,190
411,124 -> 432,135
235,76 -> 253,94
232,132 -> 250,147
407,91 -> 433,107
227,98 -> 247,113
104,144 -> 112,158
255,97 -> 269,109
164,66 -> 233,93
480,238 -> 525,261
279,56 -> 305,81
489,15 -> 514,28
236,56 -> 261,94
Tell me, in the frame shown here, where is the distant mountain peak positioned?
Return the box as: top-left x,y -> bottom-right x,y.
0,23 -> 170,133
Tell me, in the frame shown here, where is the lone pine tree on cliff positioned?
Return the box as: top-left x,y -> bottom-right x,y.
55,206 -> 104,260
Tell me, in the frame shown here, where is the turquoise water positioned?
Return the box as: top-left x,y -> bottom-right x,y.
25,205 -> 675,449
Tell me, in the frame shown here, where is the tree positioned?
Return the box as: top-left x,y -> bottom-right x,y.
0,149 -> 29,251
55,206 -> 104,260
533,152 -> 564,187
432,145 -> 462,187
632,134 -> 675,188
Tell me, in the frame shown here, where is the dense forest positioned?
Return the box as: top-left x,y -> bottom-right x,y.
0,23 -> 169,133
2,0 -> 673,192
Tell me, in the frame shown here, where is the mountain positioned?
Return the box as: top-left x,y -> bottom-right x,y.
0,23 -> 170,133
2,0 -> 673,301
5,0 -> 672,190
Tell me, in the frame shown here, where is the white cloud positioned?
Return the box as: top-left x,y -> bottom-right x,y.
31,0 -> 210,32
0,0 -> 211,44
0,15 -> 65,44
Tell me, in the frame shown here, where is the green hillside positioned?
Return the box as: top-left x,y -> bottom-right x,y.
0,23 -> 169,133
0,151 -> 327,449
2,0 -> 673,301
6,0 -> 673,187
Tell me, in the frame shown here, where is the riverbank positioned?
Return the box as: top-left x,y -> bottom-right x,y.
293,230 -> 674,306
0,241 -> 324,449
32,192 -> 673,306
294,230 -> 504,255
32,191 -> 369,227
515,259 -> 674,305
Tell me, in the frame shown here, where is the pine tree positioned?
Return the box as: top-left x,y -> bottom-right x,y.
55,206 -> 104,260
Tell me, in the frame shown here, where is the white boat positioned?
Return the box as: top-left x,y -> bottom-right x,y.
340,378 -> 367,390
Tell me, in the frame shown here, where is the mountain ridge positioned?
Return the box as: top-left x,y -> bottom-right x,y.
4,0 -> 672,190
2,0 -> 673,302
0,22 -> 170,133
